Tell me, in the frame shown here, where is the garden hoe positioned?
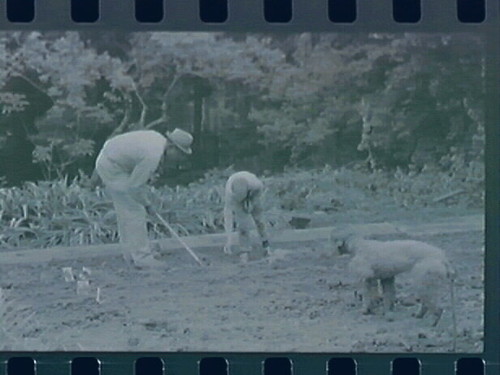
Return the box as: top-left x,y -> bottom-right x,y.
154,212 -> 204,267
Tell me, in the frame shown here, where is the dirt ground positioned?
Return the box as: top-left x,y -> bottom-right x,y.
0,209 -> 483,353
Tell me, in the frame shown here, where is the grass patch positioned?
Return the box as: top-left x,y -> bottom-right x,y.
0,164 -> 483,249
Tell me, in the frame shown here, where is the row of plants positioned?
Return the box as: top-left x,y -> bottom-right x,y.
0,162 -> 484,249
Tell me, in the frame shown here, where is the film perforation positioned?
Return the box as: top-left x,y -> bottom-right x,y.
0,355 -> 495,374
328,0 -> 357,23
6,357 -> 35,375
0,0 -> 496,27
263,357 -> 293,375
70,0 -> 99,23
135,356 -> 164,375
135,0 -> 164,23
6,0 -> 35,23
455,357 -> 485,375
199,357 -> 229,375
392,0 -> 421,23
327,357 -> 357,375
264,0 -> 293,23
199,0 -> 229,23
391,357 -> 421,375
70,357 -> 100,375
456,0 -> 486,23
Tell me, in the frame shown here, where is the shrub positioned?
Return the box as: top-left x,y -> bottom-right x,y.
0,163 -> 483,249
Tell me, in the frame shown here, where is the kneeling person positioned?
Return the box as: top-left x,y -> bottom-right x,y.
223,171 -> 270,257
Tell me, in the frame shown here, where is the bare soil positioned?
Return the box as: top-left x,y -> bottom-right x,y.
0,210 -> 483,353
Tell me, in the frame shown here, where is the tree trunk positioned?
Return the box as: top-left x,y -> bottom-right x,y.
0,77 -> 52,185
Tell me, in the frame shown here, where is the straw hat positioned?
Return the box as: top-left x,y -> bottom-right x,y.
166,128 -> 193,154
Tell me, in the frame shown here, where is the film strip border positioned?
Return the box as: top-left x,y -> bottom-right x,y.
0,1 -> 498,375
0,0 -> 495,30
0,354 -> 488,375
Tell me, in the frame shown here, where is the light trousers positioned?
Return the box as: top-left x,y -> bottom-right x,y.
95,155 -> 151,262
224,193 -> 268,253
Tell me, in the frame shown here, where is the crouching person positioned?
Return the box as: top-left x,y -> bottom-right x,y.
223,171 -> 270,259
95,128 -> 193,269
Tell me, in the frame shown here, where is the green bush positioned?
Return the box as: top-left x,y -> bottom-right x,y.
0,164 -> 483,249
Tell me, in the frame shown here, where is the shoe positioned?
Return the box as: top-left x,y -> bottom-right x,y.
131,253 -> 165,269
150,241 -> 164,254
247,246 -> 268,261
223,244 -> 234,255
224,244 -> 246,255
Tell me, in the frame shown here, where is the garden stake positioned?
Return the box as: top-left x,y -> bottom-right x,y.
155,212 -> 204,266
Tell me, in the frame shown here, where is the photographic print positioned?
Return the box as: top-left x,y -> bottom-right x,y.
0,31 -> 484,352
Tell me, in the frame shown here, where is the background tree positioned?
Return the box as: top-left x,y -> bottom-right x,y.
249,33 -> 484,171
0,32 -> 484,186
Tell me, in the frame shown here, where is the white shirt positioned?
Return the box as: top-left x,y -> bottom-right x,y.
97,130 -> 167,189
225,171 -> 264,203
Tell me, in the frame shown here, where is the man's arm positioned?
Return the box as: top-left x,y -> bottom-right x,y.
88,169 -> 102,189
127,156 -> 161,190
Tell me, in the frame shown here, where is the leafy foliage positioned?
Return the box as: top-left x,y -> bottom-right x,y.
0,32 -> 485,183
0,164 -> 483,249
250,34 -> 484,170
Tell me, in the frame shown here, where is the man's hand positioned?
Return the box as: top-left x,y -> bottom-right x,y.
145,205 -> 157,217
87,170 -> 102,190
242,198 -> 252,213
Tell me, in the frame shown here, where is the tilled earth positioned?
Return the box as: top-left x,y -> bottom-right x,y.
0,214 -> 483,353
